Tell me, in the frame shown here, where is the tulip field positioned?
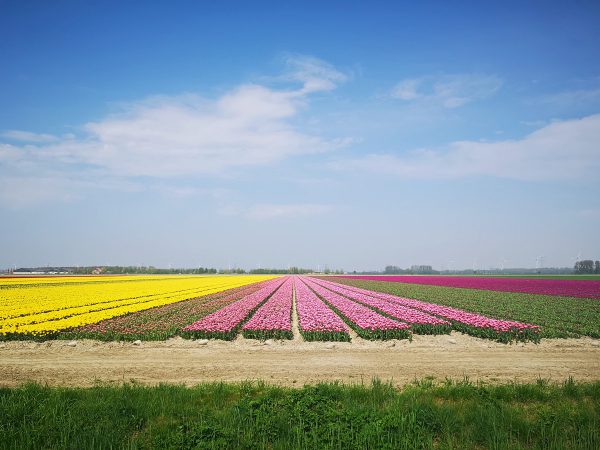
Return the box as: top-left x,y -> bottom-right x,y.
327,276 -> 600,339
0,273 -> 562,343
339,275 -> 600,298
0,275 -> 276,339
295,276 -> 350,341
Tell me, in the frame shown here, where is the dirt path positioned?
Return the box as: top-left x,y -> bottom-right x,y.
1,334 -> 599,387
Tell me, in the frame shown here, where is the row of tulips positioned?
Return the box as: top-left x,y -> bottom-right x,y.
0,275 -> 275,339
182,277 -> 286,340
302,278 -> 412,340
310,278 -> 451,335
70,282 -> 267,341
317,278 -> 541,343
242,277 -> 294,340
295,277 -> 350,341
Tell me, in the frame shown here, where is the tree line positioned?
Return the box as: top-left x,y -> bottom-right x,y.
574,260 -> 600,274
9,266 -> 326,275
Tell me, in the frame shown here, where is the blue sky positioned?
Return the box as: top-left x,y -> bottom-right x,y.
1,1 -> 599,271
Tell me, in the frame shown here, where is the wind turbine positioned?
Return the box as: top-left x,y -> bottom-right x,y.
535,256 -> 545,272
500,258 -> 508,271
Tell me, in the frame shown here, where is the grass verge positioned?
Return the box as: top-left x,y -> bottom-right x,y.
1,378 -> 598,449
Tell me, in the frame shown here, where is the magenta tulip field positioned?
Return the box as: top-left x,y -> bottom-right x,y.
181,275 -> 541,343
338,275 -> 600,299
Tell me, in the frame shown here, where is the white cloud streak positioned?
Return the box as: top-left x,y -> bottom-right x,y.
217,203 -> 333,220
283,54 -> 348,94
535,87 -> 600,108
0,56 -> 348,183
331,114 -> 600,181
1,130 -> 61,143
0,56 -> 349,206
246,203 -> 333,220
391,74 -> 502,108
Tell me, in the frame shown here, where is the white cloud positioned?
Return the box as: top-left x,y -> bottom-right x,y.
331,114 -> 600,181
535,87 -> 600,108
390,74 -> 502,108
0,176 -> 79,208
74,87 -> 336,178
283,54 -> 348,94
246,203 -> 332,220
1,130 -> 60,143
390,79 -> 421,100
217,203 -> 333,220
0,55 -> 349,205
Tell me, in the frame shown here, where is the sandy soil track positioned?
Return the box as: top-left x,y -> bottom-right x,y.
1,333 -> 599,387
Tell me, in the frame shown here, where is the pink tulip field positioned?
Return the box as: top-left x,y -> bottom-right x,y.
57,275 -> 546,343
295,277 -> 350,341
172,275 -> 541,342
313,277 -> 541,343
302,277 -> 413,340
182,277 -> 286,340
309,278 -> 452,335
242,277 -> 294,340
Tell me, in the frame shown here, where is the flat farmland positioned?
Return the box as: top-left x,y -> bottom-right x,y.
1,274 -> 599,389
2,274 -> 552,343
2,274 -> 600,449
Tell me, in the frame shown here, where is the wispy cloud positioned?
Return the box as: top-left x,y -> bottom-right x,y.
246,203 -> 333,220
390,74 -> 502,108
0,55 -> 349,205
218,203 -> 333,220
1,130 -> 62,143
0,175 -> 81,208
283,54 -> 348,94
330,114 -> 600,181
535,87 -> 600,108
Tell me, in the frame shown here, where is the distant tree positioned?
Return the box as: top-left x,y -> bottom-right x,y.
575,260 -> 595,274
384,265 -> 408,274
595,260 -> 600,274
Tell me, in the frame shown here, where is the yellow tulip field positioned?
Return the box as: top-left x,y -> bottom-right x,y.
0,275 -> 276,338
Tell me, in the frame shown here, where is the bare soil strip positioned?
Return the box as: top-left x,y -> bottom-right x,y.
291,284 -> 301,341
1,334 -> 599,387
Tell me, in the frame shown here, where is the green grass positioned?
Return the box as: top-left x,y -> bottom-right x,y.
327,277 -> 600,339
1,379 -> 598,449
